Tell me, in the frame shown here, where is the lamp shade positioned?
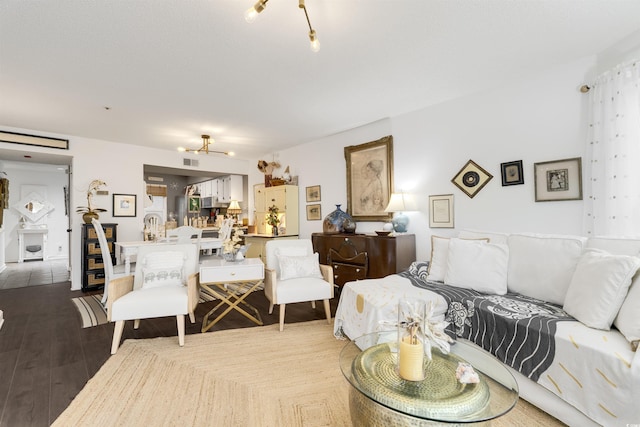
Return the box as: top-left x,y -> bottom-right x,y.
384,193 -> 417,213
227,200 -> 242,215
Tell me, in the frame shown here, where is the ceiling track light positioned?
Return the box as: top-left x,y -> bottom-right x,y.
178,135 -> 233,156
244,0 -> 320,52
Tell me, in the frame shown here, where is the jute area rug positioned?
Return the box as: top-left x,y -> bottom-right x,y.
53,320 -> 564,427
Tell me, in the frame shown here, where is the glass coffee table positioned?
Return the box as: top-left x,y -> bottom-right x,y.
340,332 -> 519,426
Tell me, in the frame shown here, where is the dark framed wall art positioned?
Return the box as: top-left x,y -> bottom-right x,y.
534,157 -> 583,202
500,160 -> 524,186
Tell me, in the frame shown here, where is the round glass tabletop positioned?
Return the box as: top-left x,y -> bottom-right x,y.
339,331 -> 519,424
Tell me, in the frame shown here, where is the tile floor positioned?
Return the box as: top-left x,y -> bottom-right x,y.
0,259 -> 70,290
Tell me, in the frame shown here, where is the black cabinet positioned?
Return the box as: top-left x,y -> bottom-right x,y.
81,223 -> 117,292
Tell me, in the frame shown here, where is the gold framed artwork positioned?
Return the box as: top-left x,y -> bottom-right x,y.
306,204 -> 321,220
306,185 -> 321,202
534,157 -> 582,202
451,159 -> 493,199
429,194 -> 454,228
344,135 -> 394,221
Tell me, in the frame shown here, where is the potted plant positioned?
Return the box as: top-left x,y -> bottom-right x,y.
76,180 -> 107,224
267,205 -> 280,235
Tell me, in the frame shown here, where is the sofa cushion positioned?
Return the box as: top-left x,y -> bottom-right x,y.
563,249 -> 640,330
457,229 -> 509,245
615,275 -> 640,349
507,233 -> 586,305
428,235 -> 489,282
444,238 -> 509,295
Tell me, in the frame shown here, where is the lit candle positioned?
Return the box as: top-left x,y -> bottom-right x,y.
399,335 -> 425,381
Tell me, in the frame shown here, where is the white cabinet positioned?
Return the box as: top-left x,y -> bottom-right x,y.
201,180 -> 213,198
253,185 -> 298,235
217,175 -> 243,203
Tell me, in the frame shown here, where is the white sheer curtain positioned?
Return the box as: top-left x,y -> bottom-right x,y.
584,60 -> 640,238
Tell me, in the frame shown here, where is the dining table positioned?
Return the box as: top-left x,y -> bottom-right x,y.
114,237 -> 223,275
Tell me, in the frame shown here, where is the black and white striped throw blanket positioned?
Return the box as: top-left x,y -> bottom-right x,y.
399,262 -> 574,381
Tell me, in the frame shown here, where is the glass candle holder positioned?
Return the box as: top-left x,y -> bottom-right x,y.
397,299 -> 426,381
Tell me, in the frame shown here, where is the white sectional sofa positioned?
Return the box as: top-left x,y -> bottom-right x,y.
334,231 -> 640,427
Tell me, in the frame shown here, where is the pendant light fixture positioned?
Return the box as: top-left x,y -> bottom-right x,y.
244,0 -> 320,52
178,135 -> 234,156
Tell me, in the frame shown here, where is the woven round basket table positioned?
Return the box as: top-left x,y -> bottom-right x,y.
339,332 -> 519,427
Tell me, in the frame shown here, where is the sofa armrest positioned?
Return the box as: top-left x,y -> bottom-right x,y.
106,275 -> 134,321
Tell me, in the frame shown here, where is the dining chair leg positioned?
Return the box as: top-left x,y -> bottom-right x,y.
189,312 -> 195,323
133,319 -> 141,329
311,301 -> 316,309
177,315 -> 185,347
268,302 -> 274,314
111,320 -> 125,355
279,304 -> 286,332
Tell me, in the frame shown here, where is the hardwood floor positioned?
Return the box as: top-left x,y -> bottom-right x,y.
0,275 -> 340,427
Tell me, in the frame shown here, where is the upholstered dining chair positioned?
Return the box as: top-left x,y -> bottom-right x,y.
91,218 -> 130,305
264,239 -> 334,331
106,243 -> 200,354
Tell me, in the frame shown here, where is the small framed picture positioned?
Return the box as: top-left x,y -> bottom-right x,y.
188,196 -> 201,213
451,159 -> 493,198
306,204 -> 322,220
428,194 -> 454,228
112,194 -> 137,217
500,160 -> 524,186
534,157 -> 583,202
306,185 -> 321,202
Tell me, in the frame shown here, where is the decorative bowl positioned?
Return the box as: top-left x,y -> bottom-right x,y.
375,231 -> 391,236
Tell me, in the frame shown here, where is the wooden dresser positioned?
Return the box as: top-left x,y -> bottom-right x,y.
81,223 -> 117,292
311,233 -> 416,286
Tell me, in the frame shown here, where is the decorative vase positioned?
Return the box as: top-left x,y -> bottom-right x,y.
82,212 -> 99,224
272,225 -> 279,236
343,217 -> 357,234
397,299 -> 426,381
223,251 -> 237,262
323,204 -> 353,234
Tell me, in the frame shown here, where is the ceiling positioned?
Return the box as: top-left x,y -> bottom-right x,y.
2,0 -> 640,162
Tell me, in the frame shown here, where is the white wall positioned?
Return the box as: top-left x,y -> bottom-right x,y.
0,132 -> 251,290
263,56 -> 597,262
0,162 -> 69,262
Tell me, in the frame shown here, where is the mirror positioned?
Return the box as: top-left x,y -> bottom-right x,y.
12,192 -> 55,223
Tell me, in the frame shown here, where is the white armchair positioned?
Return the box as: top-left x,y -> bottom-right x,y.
106,243 -> 200,354
264,239 -> 334,331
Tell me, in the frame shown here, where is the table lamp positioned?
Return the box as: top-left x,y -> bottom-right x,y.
227,200 -> 242,222
384,192 -> 417,233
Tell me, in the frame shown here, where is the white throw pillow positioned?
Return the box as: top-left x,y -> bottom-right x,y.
563,249 -> 640,330
458,229 -> 509,245
615,273 -> 640,348
427,236 -> 450,282
141,251 -> 185,289
507,233 -> 586,305
278,252 -> 323,280
444,238 -> 509,295
428,235 -> 489,282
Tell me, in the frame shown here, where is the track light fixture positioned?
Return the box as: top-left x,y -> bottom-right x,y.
244,0 -> 320,52
178,135 -> 234,156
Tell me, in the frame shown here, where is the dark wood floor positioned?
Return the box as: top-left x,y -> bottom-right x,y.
0,281 -> 340,427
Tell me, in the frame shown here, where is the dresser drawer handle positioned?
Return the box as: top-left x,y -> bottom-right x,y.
230,272 -> 236,276
356,269 -> 360,272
